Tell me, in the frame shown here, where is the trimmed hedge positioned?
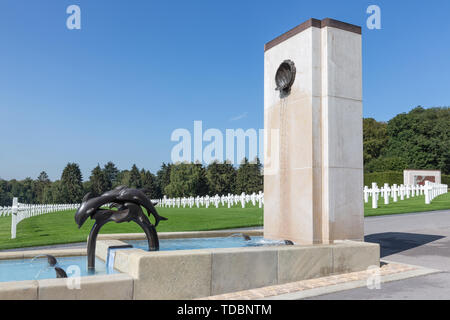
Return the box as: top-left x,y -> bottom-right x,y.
364,171 -> 403,187
443,175 -> 450,186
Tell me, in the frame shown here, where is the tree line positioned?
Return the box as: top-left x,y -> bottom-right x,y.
0,158 -> 263,206
363,106 -> 449,174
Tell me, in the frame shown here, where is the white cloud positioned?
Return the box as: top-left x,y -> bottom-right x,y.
229,112 -> 248,121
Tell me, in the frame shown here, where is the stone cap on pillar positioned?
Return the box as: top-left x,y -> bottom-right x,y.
264,18 -> 362,52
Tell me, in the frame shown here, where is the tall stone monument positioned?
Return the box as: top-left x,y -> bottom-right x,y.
264,18 -> 364,244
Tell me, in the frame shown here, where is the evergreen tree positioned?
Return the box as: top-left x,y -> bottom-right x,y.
83,180 -> 92,196
42,180 -> 65,204
206,161 -> 236,195
21,178 -> 36,203
37,171 -> 50,183
140,169 -> 158,199
35,171 -> 51,204
0,179 -> 9,206
156,163 -> 172,198
235,157 -> 263,194
6,178 -> 36,204
89,165 -> 109,196
8,180 -> 20,204
192,162 -> 209,196
128,164 -> 142,189
117,170 -> 130,187
60,163 -> 84,203
164,163 -> 208,197
103,161 -> 119,189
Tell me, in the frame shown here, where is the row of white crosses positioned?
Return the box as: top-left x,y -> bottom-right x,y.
0,202 -> 79,218
0,198 -> 80,239
154,192 -> 264,209
364,181 -> 448,209
424,181 -> 448,204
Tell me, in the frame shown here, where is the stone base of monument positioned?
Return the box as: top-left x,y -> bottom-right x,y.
0,231 -> 379,300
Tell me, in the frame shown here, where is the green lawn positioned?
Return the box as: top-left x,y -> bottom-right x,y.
0,206 -> 263,250
0,193 -> 449,250
364,192 -> 450,217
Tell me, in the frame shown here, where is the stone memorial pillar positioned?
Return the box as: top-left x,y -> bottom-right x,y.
264,18 -> 364,244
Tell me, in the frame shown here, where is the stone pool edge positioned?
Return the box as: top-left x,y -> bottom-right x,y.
98,238 -> 380,300
96,229 -> 264,241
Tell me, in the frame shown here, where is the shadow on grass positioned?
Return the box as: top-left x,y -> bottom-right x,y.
365,232 -> 445,258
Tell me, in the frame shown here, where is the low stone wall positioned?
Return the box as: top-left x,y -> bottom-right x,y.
37,274 -> 134,300
107,239 -> 380,300
0,248 -> 86,260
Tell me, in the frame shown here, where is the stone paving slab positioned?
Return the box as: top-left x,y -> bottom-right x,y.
198,262 -> 432,300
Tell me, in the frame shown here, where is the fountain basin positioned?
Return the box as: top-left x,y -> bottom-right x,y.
95,230 -> 380,300
0,230 -> 380,300
126,236 -> 288,252
0,248 -> 132,300
0,255 -> 116,283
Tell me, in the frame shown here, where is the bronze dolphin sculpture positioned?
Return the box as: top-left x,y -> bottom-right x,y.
46,254 -> 57,267
75,186 -> 167,228
55,267 -> 68,278
230,233 -> 252,241
32,254 -> 68,279
31,254 -> 58,267
75,187 -> 164,270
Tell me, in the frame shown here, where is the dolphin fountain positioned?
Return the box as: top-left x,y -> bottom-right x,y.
32,254 -> 68,279
75,186 -> 168,270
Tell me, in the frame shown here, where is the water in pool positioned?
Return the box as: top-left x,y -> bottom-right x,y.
126,235 -> 289,251
0,236 -> 286,283
0,256 -> 117,283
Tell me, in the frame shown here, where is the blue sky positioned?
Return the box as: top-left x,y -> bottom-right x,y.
0,0 -> 449,181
